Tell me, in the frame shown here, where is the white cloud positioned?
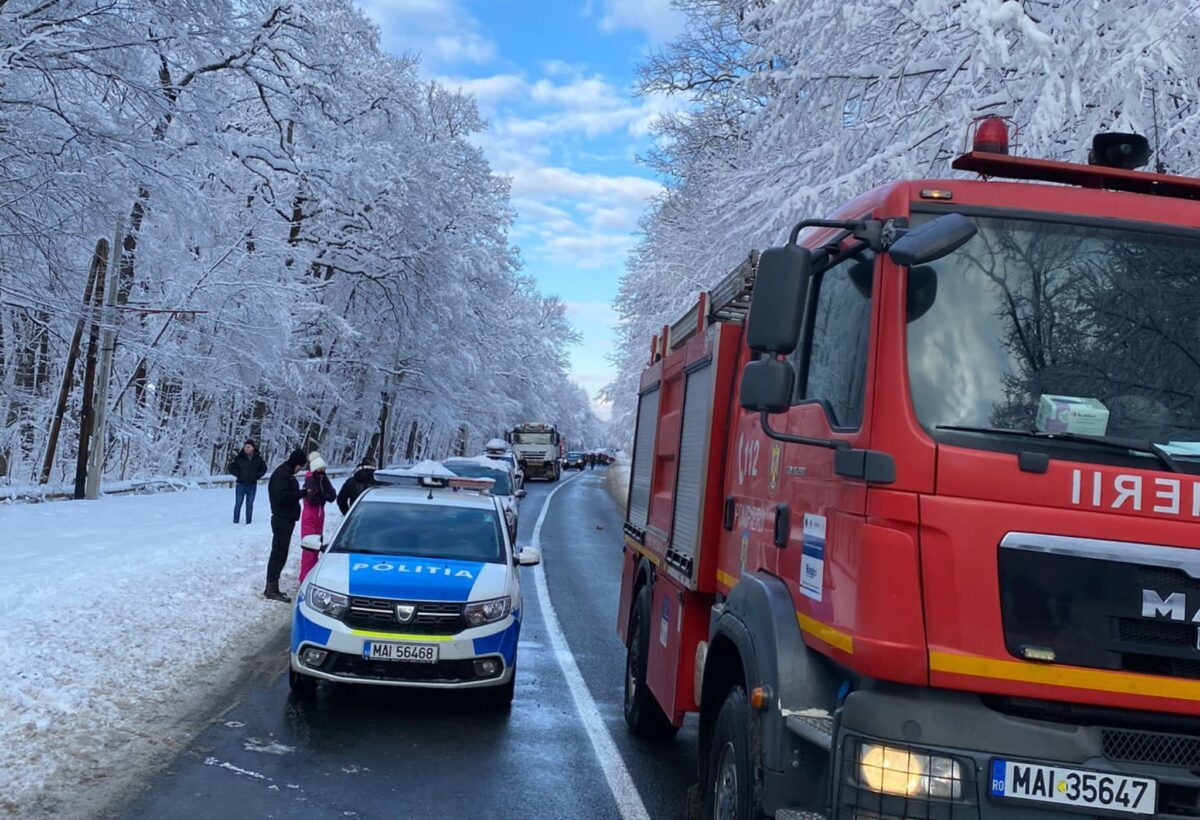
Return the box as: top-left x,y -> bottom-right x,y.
358,0 -> 496,67
565,300 -> 620,326
506,164 -> 661,205
588,0 -> 683,41
437,73 -> 525,107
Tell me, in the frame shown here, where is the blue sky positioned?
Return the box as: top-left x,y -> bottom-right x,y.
355,0 -> 685,419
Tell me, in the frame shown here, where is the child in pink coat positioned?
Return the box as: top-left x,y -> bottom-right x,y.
299,452 -> 336,582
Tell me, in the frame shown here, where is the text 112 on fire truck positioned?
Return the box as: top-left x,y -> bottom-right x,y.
619,118 -> 1200,819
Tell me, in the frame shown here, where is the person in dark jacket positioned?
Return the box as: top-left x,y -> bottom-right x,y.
336,456 -> 379,515
228,439 -> 268,524
264,448 -> 308,602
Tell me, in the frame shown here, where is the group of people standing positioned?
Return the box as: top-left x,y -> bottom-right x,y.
228,441 -> 378,603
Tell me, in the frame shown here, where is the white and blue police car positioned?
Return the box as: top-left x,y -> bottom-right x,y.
289,464 -> 541,706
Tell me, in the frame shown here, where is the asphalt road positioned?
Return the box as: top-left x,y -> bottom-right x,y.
115,468 -> 698,820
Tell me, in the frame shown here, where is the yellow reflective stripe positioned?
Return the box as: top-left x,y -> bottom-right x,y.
716,569 -> 739,588
351,630 -> 454,642
624,535 -> 662,567
931,651 -> 1200,702
797,612 -> 854,654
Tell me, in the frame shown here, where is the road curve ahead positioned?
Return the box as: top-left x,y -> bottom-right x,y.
114,468 -> 697,820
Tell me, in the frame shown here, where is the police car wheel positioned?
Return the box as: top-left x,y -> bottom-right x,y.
623,588 -> 678,740
486,672 -> 516,709
704,686 -> 762,820
289,667 -> 318,698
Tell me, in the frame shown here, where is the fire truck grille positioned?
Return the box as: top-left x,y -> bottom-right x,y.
1103,728 -> 1200,769
1118,617 -> 1196,647
999,543 -> 1200,684
343,598 -> 464,635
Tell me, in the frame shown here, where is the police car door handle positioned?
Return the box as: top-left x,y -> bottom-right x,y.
773,504 -> 789,549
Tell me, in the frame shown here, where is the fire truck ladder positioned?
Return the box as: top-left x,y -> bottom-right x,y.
664,251 -> 759,353
707,250 -> 758,324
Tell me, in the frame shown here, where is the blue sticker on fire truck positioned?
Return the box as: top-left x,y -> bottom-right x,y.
800,514 -> 826,602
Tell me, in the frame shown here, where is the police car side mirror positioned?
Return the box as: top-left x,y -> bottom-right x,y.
516,489 -> 527,499
517,547 -> 542,567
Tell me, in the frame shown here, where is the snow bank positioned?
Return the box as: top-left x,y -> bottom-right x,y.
1,469 -> 352,504
0,486 -> 341,817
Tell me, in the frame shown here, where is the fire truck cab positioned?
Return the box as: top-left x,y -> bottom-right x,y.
619,121 -> 1200,819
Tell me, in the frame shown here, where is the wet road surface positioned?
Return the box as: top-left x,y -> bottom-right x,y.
115,469 -> 697,819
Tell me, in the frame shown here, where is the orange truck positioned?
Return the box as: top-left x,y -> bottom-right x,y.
618,117 -> 1200,819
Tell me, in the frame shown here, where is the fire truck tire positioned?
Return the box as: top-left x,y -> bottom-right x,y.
705,686 -> 763,820
624,589 -> 679,740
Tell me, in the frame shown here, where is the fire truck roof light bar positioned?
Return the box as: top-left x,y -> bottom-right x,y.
952,150 -> 1200,200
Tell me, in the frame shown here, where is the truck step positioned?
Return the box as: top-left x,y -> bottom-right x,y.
784,713 -> 833,750
775,810 -> 826,820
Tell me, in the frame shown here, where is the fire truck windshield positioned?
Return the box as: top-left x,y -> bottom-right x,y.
512,432 -> 553,445
906,213 -> 1200,461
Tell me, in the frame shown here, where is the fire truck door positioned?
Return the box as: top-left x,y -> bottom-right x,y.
776,251 -> 875,646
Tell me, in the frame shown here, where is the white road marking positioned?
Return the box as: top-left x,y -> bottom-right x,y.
528,473 -> 651,820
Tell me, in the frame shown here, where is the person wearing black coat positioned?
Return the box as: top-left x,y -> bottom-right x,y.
264,448 -> 308,602
228,439 -> 268,525
336,457 -> 379,515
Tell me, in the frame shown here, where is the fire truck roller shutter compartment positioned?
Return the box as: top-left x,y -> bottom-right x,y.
629,386 -> 660,531
669,359 -> 714,584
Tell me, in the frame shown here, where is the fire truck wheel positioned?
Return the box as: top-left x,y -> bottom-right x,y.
623,589 -> 679,740
705,686 -> 760,820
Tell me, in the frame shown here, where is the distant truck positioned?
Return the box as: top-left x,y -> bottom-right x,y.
506,423 -> 561,482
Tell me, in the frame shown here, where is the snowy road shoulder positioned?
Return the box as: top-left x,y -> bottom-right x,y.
0,487 -> 330,818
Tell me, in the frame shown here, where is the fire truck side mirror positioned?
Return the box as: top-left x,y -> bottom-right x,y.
740,358 -> 795,414
888,212 -> 976,267
745,245 -> 811,355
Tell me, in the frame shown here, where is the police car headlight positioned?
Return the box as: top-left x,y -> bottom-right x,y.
464,596 -> 511,627
308,585 -> 349,619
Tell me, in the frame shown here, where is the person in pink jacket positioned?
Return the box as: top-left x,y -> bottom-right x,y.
299,452 -> 336,582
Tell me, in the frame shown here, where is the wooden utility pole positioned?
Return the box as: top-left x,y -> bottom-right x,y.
73,241 -> 110,499
41,241 -> 105,484
85,217 -> 125,499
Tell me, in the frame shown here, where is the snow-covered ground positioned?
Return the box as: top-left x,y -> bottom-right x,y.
0,486 -> 340,818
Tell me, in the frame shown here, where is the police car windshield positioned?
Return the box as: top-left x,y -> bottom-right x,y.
444,463 -> 512,494
331,500 -> 505,563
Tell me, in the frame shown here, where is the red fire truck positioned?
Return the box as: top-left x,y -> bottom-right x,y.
619,118 -> 1200,819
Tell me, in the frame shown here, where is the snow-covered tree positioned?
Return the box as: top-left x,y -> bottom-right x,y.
0,0 -> 598,485
607,0 -> 1200,435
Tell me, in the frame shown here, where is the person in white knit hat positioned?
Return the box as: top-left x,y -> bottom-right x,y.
299,451 -> 336,582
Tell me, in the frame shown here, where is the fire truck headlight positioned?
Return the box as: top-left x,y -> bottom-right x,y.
465,596 -> 512,627
308,585 -> 349,619
858,743 -> 962,800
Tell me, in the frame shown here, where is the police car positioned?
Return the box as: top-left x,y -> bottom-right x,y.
443,456 -> 524,540
289,463 -> 541,706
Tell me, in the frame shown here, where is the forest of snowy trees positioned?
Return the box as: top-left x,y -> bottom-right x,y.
607,0 -> 1200,430
0,0 -> 602,485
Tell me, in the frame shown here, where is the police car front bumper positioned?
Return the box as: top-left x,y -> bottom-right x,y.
291,604 -> 518,689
